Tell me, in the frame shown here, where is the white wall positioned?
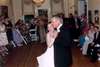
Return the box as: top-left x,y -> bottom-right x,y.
63,0 -> 76,17
63,0 -> 69,17
88,0 -> 100,24
23,3 -> 34,15
12,0 -> 22,23
88,0 -> 100,10
68,0 -> 75,14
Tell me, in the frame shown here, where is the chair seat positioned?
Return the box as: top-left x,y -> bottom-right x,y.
29,26 -> 38,41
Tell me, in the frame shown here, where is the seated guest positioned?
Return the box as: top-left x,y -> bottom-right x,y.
20,23 -> 31,44
13,20 -> 23,47
37,18 -> 46,43
79,32 -> 86,48
4,18 -> 13,43
93,26 -> 100,45
88,24 -> 95,43
82,24 -> 95,55
4,18 -> 14,52
82,31 -> 89,55
88,26 -> 100,62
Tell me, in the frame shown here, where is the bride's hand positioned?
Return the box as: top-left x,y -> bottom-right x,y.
53,31 -> 58,38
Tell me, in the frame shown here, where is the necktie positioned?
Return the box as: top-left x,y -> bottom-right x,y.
96,32 -> 98,39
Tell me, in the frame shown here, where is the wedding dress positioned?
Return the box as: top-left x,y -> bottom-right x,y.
37,32 -> 56,67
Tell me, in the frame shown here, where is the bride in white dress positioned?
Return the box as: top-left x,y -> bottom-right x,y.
37,23 -> 58,67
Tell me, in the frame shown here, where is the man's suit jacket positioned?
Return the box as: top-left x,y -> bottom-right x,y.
53,23 -> 73,67
68,17 -> 81,29
93,31 -> 100,44
54,23 -> 72,47
76,17 -> 82,28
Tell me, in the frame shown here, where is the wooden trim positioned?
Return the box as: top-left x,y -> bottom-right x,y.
62,0 -> 65,14
50,0 -> 53,16
9,0 -> 15,23
22,0 -> 24,16
32,3 -> 35,15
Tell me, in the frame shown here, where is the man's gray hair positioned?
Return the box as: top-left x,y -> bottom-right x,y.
50,17 -> 63,24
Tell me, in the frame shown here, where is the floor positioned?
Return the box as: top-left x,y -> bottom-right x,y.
5,43 -> 100,67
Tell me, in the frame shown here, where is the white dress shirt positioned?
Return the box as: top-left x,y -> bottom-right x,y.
57,24 -> 63,32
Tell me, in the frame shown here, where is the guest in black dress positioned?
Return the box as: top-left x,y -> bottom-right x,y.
4,18 -> 13,43
3,18 -> 13,51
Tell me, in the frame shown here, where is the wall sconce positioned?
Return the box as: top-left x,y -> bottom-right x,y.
32,0 -> 45,6
0,0 -> 8,5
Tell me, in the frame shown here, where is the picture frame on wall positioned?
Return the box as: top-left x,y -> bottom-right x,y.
94,10 -> 99,24
88,10 -> 92,24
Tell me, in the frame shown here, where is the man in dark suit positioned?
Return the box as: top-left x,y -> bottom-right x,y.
51,17 -> 73,67
69,13 -> 82,39
93,26 -> 100,45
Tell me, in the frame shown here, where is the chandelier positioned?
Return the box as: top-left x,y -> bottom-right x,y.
32,0 -> 45,6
